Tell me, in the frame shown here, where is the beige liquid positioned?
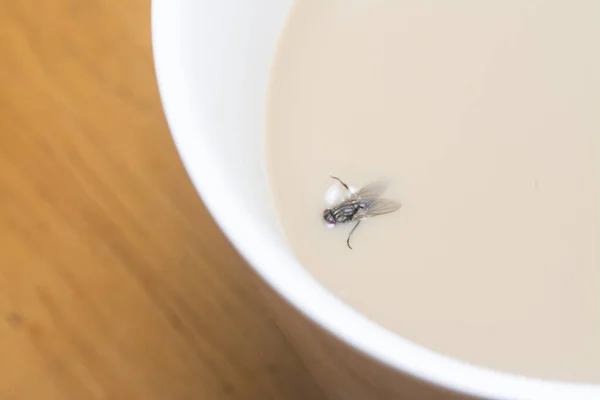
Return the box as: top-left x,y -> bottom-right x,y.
266,0 -> 600,382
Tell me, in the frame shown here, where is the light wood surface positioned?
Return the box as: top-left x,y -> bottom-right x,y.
0,1 -> 328,399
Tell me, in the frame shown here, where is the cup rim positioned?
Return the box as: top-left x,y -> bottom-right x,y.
151,1 -> 600,399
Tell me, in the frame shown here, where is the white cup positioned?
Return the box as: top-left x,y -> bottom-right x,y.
151,2 -> 599,399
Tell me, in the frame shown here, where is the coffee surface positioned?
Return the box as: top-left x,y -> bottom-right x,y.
266,0 -> 600,382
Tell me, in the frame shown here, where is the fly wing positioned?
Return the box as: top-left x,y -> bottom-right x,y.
349,180 -> 389,203
353,198 -> 401,220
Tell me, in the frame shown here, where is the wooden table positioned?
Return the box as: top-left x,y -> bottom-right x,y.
0,2 -> 328,399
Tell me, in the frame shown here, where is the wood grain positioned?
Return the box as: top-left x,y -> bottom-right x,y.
0,1 -> 327,399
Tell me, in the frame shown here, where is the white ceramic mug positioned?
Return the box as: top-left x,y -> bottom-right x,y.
151,2 -> 599,399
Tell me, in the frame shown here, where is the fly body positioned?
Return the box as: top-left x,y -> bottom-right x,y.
323,176 -> 401,249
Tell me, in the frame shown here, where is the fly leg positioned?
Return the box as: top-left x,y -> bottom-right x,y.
346,220 -> 361,249
330,175 -> 350,194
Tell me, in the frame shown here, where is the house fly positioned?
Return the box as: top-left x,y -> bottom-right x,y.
323,176 -> 401,249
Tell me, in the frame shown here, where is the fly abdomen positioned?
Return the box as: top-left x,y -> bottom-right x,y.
332,202 -> 361,223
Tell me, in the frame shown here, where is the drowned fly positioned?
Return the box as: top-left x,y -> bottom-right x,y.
323,176 -> 401,249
